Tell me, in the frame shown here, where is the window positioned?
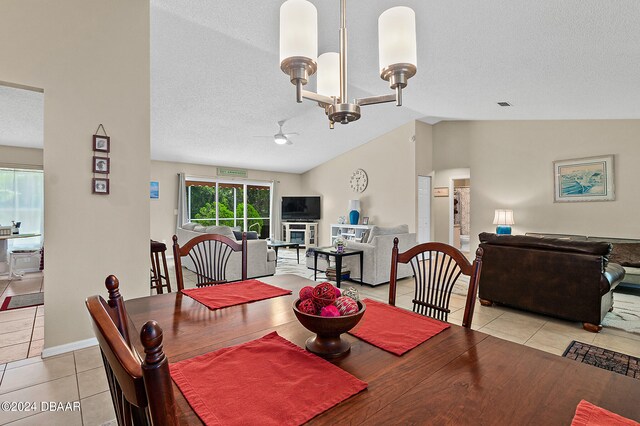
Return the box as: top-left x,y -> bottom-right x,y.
0,168 -> 44,249
186,178 -> 272,238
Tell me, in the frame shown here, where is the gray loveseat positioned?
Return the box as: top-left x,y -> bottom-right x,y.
306,225 -> 417,286
176,223 -> 276,281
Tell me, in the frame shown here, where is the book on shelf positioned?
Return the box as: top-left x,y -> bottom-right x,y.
326,267 -> 350,281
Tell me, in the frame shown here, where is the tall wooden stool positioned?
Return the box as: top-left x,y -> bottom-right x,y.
150,240 -> 171,294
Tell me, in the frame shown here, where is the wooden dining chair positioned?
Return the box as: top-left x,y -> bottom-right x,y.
389,239 -> 484,328
172,232 -> 247,291
85,275 -> 178,425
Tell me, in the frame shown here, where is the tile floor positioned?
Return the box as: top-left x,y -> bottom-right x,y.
1,252 -> 639,425
0,274 -> 45,364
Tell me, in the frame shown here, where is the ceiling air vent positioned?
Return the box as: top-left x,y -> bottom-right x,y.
497,102 -> 511,107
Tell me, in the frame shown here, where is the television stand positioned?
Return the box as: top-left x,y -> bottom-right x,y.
281,222 -> 317,248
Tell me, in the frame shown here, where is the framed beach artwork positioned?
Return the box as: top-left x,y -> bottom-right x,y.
553,155 -> 614,202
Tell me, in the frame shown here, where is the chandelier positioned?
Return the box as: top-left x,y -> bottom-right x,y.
280,0 -> 417,128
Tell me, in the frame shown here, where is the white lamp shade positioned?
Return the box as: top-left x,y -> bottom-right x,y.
317,52 -> 340,98
280,0 -> 318,63
493,209 -> 515,225
348,199 -> 360,211
378,6 -> 417,72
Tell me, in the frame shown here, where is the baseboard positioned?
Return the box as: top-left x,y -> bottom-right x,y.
41,337 -> 98,358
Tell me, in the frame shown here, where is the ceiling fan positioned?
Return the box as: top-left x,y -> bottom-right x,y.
253,120 -> 299,145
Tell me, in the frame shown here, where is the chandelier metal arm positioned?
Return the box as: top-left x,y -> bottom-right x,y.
355,93 -> 399,107
300,89 -> 334,107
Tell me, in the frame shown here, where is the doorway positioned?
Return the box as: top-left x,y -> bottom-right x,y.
417,176 -> 431,243
0,83 -> 45,363
449,176 -> 470,253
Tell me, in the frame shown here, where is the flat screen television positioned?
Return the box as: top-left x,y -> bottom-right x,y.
281,196 -> 321,221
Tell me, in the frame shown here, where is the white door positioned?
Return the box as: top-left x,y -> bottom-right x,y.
418,176 -> 431,243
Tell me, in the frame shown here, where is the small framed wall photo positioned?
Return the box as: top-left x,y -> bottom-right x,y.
92,178 -> 110,195
362,217 -> 369,225
93,135 -> 110,152
433,187 -> 449,197
93,156 -> 110,174
150,181 -> 159,199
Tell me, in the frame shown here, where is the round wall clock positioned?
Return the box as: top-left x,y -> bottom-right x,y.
349,168 -> 368,193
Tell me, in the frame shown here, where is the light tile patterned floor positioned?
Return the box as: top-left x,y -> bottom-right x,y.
0,251 -> 638,425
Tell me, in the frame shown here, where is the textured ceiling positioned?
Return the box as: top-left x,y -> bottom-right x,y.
0,86 -> 43,149
2,1 -> 639,173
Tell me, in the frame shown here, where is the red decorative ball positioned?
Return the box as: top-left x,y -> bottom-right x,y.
312,282 -> 337,307
298,298 -> 318,315
320,305 -> 340,317
335,296 -> 359,316
299,286 -> 314,301
334,287 -> 341,298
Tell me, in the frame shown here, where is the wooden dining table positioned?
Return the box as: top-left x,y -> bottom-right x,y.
124,274 -> 640,425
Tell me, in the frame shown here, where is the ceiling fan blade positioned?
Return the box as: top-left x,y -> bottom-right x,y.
286,139 -> 293,145
283,132 -> 299,137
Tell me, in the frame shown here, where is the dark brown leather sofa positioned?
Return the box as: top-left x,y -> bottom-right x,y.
478,233 -> 625,332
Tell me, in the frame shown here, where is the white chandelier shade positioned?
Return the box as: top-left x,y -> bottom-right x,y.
378,6 -> 417,73
279,0 -> 318,63
279,0 -> 417,127
317,52 -> 340,98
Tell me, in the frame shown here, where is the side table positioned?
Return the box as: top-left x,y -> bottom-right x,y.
313,247 -> 363,289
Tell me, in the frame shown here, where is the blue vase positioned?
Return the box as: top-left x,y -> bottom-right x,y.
496,226 -> 512,235
349,210 -> 360,225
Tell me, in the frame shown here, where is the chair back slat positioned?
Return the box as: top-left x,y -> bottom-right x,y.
173,232 -> 247,290
86,275 -> 178,426
390,239 -> 484,328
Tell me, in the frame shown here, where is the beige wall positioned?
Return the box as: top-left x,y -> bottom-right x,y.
151,161 -> 304,246
301,121 -> 424,247
432,120 -> 640,251
0,146 -> 43,169
1,0 -> 150,350
431,122 -> 471,243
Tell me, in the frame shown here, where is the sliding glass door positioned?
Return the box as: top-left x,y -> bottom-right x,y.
0,168 -> 44,249
186,178 -> 272,239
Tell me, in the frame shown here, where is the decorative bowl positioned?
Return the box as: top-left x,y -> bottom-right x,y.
292,298 -> 366,358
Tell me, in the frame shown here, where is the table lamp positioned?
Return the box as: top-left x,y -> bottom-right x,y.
348,200 -> 360,225
493,209 -> 514,235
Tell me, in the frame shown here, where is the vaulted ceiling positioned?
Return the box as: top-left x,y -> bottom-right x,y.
2,1 -> 640,173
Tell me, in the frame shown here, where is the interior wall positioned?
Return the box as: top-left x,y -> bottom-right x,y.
0,0 -> 150,350
431,122 -> 471,243
0,145 -> 43,169
150,160 -> 304,246
301,121 -> 419,247
434,120 -> 640,251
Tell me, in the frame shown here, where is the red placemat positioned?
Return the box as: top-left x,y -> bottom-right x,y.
349,298 -> 450,356
571,400 -> 639,426
170,332 -> 368,425
181,279 -> 291,310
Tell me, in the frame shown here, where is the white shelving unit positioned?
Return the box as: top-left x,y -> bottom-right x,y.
330,224 -> 374,245
282,222 -> 318,248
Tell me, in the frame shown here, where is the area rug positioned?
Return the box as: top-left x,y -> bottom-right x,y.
602,290 -> 640,335
563,341 -> 639,380
0,292 -> 44,311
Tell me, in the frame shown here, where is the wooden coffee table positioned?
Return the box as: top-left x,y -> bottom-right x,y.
267,240 -> 300,265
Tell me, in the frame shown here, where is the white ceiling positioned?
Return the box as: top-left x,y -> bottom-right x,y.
2,1 -> 640,173
0,86 -> 43,149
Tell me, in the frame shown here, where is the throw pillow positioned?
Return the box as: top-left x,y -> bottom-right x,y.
193,225 -> 207,233
367,224 -> 409,243
608,243 -> 640,267
204,225 -> 236,240
233,230 -> 259,240
182,222 -> 198,231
